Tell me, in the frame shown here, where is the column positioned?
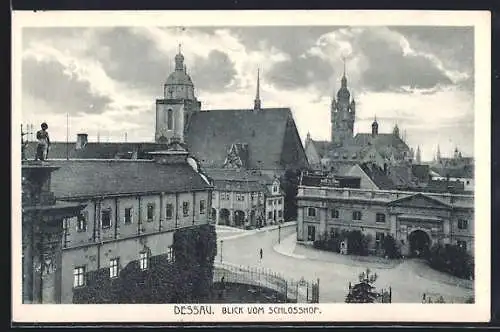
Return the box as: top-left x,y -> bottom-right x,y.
389,214 -> 397,238
442,218 -> 451,244
297,207 -> 304,241
319,207 -> 327,236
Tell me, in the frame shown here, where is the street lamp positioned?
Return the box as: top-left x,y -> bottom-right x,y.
220,240 -> 224,264
278,224 -> 281,244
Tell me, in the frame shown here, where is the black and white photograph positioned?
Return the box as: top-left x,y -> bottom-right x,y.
12,10 -> 491,323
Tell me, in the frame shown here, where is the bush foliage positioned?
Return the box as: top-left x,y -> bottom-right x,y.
73,224 -> 217,303
313,229 -> 401,258
427,243 -> 474,280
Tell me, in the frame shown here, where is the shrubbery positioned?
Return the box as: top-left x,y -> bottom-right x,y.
427,243 -> 474,280
313,230 -> 401,258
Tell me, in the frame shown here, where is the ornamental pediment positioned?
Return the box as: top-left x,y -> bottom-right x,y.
388,193 -> 451,210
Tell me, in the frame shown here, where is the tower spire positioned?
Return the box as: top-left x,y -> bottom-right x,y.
340,56 -> 348,88
254,68 -> 261,111
342,55 -> 346,77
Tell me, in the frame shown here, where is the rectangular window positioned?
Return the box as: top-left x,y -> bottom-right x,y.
457,240 -> 467,251
199,200 -> 206,214
268,211 -> 272,219
124,207 -> 132,224
278,210 -> 283,218
109,258 -> 119,278
101,209 -> 111,229
165,203 -> 173,219
376,213 -> 386,223
331,209 -> 339,219
77,210 -> 88,232
73,266 -> 86,288
376,232 -> 385,249
183,202 -> 189,217
458,219 -> 468,230
167,246 -> 174,262
352,211 -> 362,221
147,203 -> 155,222
308,207 -> 316,217
307,225 -> 316,241
139,252 -> 149,270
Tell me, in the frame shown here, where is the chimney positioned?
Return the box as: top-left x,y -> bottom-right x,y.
76,133 -> 88,150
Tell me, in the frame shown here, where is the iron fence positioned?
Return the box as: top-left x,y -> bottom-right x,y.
213,262 -> 319,303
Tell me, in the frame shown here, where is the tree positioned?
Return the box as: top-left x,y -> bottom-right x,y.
281,168 -> 300,221
345,268 -> 380,303
382,234 -> 401,259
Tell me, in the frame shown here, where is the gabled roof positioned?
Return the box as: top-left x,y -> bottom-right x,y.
430,165 -> 474,179
23,141 -> 169,160
353,133 -> 410,151
388,192 -> 451,209
310,140 -> 331,159
185,108 -> 308,170
49,159 -> 211,199
359,162 -> 395,190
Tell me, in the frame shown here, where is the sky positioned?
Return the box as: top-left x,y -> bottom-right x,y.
20,26 -> 474,161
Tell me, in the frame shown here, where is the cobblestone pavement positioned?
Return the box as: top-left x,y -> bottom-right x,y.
215,227 -> 474,303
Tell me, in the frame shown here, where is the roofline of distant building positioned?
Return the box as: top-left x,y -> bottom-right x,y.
298,185 -> 474,199
55,186 -> 215,201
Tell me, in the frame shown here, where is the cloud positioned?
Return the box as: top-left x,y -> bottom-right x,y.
266,54 -> 333,91
88,27 -> 168,95
191,50 -> 237,91
22,57 -> 113,115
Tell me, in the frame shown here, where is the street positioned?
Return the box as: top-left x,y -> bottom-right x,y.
215,224 -> 474,303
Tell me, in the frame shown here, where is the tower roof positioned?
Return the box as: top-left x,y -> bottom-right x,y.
166,45 -> 194,86
336,56 -> 351,100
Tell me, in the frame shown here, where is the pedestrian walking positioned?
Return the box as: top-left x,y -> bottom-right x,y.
35,122 -> 51,161
259,248 -> 263,260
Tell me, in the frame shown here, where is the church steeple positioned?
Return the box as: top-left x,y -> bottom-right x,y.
371,115 -> 379,137
416,145 -> 421,164
341,56 -> 347,88
175,44 -> 185,71
254,68 -> 261,111
393,123 -> 400,137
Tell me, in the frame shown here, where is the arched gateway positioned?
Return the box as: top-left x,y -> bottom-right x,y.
408,230 -> 431,257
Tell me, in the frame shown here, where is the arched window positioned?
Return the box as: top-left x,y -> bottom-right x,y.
167,109 -> 173,130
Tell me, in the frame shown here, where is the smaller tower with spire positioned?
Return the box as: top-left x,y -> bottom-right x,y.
437,144 -> 441,163
371,115 -> 379,137
393,123 -> 400,137
254,68 -> 261,112
416,145 -> 421,164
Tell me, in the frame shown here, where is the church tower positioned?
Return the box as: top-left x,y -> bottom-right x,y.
331,58 -> 356,146
155,45 -> 201,143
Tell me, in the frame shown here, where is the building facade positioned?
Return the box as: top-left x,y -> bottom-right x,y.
22,161 -> 85,303
207,168 -> 284,228
296,184 -> 474,257
51,146 -> 213,303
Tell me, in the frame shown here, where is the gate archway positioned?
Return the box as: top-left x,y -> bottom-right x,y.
219,208 -> 230,225
408,230 -> 431,257
234,210 -> 245,227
